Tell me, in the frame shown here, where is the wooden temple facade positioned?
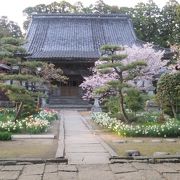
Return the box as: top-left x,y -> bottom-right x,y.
25,14 -> 139,106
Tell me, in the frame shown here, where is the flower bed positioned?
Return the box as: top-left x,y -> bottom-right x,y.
92,112 -> 180,137
0,108 -> 58,134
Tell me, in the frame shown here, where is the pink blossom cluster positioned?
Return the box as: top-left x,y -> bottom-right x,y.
80,72 -> 117,100
123,44 -> 167,79
80,44 -> 168,100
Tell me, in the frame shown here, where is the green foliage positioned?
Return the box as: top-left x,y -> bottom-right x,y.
103,96 -> 120,115
0,131 -> 11,141
100,45 -> 124,52
21,61 -> 45,70
156,72 -> 180,118
125,88 -> 145,113
96,44 -> 146,122
94,85 -> 110,94
0,16 -> 22,38
0,74 -> 44,83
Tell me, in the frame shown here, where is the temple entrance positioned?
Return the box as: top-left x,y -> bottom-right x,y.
50,75 -> 83,97
48,64 -> 93,107
60,80 -> 80,97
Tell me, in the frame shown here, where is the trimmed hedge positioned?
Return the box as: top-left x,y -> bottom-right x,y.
0,131 -> 11,140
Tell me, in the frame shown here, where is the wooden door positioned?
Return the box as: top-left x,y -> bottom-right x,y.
61,86 -> 79,96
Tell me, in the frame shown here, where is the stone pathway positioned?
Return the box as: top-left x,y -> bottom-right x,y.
1,110 -> 180,179
0,162 -> 180,180
62,110 -> 110,164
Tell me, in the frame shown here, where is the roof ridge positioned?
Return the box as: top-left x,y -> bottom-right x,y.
32,13 -> 130,19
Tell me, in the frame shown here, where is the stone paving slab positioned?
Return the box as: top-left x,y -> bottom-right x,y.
43,172 -> 59,180
149,163 -> 178,173
78,164 -> 115,180
163,163 -> 180,171
0,171 -> 20,180
131,162 -> 152,170
66,146 -> 107,153
22,164 -> 45,175
163,173 -> 180,180
58,164 -> 78,172
110,163 -> 137,174
115,170 -> 165,180
138,170 -> 165,180
18,175 -> 42,180
44,164 -> 58,173
0,163 -> 180,180
1,165 -> 24,171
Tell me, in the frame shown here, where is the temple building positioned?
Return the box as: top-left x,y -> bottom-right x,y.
25,14 -> 140,107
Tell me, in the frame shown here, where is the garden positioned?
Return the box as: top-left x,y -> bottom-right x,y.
81,44 -> 180,140
0,108 -> 58,140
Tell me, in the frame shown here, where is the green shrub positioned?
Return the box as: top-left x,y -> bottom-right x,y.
156,72 -> 180,118
0,131 -> 11,140
103,96 -> 120,115
125,88 -> 145,113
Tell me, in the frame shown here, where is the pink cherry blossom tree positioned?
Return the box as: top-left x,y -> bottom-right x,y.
80,43 -> 168,100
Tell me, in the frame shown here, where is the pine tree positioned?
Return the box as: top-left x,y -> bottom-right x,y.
95,45 -> 146,123
0,35 -> 67,122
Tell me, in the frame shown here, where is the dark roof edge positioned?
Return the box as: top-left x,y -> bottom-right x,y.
25,57 -> 98,62
127,18 -> 137,41
32,13 -> 130,19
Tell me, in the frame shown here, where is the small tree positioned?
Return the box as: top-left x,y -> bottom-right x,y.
156,72 -> 180,119
95,45 -> 146,122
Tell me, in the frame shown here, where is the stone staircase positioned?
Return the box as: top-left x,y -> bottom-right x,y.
47,96 -> 92,109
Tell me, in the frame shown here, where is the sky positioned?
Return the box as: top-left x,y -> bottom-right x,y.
0,0 -> 179,30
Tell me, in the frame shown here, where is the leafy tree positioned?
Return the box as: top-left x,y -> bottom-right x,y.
94,45 -> 146,122
156,72 -> 180,119
131,0 -> 161,44
0,16 -> 22,38
160,0 -> 180,46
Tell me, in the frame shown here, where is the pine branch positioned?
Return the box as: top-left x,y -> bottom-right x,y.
97,62 -> 123,69
0,74 -> 44,83
121,61 -> 147,71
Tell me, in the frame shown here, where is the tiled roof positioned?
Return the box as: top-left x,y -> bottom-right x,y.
25,14 -> 138,60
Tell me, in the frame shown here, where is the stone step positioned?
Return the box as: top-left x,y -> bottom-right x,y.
47,104 -> 92,110
48,97 -> 90,105
49,101 -> 89,105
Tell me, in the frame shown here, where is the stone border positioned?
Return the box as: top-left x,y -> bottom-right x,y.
11,134 -> 55,140
55,112 -> 65,159
112,138 -> 179,143
80,115 -> 118,158
0,158 -> 68,165
110,155 -> 180,164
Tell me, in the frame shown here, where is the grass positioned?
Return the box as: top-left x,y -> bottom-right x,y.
107,138 -> 180,156
0,139 -> 57,159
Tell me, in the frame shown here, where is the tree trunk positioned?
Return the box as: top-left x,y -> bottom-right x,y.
118,90 -> 129,123
169,98 -> 177,119
171,103 -> 177,119
14,102 -> 23,123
